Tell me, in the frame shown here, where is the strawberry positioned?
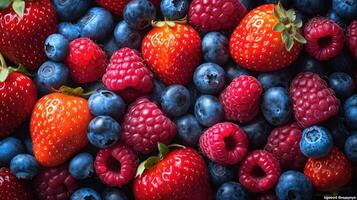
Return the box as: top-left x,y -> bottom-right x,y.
0,0 -> 57,70
0,167 -> 34,200
142,21 -> 201,85
229,3 -> 305,72
30,87 -> 92,167
134,144 -> 213,200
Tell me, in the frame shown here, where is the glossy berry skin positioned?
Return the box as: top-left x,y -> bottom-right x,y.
52,0 -> 91,21
0,137 -> 24,166
346,20 -> 357,59
71,188 -> 101,200
133,148 -> 213,200
58,22 -> 81,41
293,0 -> 326,15
114,20 -> 143,50
194,95 -> 224,127
35,61 -> 69,94
332,0 -> 357,19
102,188 -> 128,200
0,73 -> 37,138
95,143 -> 138,187
142,23 -> 201,85
289,72 -> 340,128
242,116 -> 272,150
202,32 -> 229,65
121,98 -> 176,154
160,84 -> 191,117
344,96 -> 357,130
69,153 -> 94,180
0,167 -> 34,200
44,34 -> 69,62
300,126 -> 333,159
175,114 -> 202,146
193,63 -> 226,94
30,93 -> 92,167
200,122 -> 248,165
208,161 -> 235,186
10,154 -> 39,180
216,182 -> 248,200
220,75 -> 262,123
161,0 -> 188,20
150,79 -> 166,104
258,69 -> 292,91
87,116 -> 121,149
344,134 -> 357,161
88,90 -> 125,120
123,0 -> 156,30
275,171 -> 313,200
230,4 -> 302,72
261,87 -> 292,126
304,147 -> 352,192
238,150 -> 281,193
66,37 -> 107,83
328,72 -> 355,99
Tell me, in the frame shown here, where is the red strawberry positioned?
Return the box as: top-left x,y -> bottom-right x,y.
0,0 -> 57,70
219,75 -> 262,123
0,167 -> 34,200
346,20 -> 357,59
30,88 -> 92,167
66,37 -> 107,83
304,147 -> 352,192
230,4 -> 304,71
142,22 -> 201,85
289,72 -> 340,128
134,145 -> 213,200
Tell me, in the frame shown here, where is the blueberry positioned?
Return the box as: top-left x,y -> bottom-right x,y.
52,0 -> 91,21
188,84 -> 201,109
78,7 -> 114,41
160,0 -> 188,20
328,72 -> 355,99
300,126 -> 333,158
344,95 -> 357,129
296,54 -> 326,76
261,87 -> 291,126
102,188 -> 128,200
225,62 -> 251,83
293,0 -> 326,15
88,90 -> 126,120
58,23 -> 81,41
71,188 -> 101,200
344,95 -> 357,109
216,182 -> 248,200
35,61 -> 69,95
194,95 -> 224,127
326,10 -> 348,30
123,0 -> 156,30
330,117 -> 352,150
103,37 -> 119,58
242,116 -> 272,149
202,32 -> 229,65
344,134 -> 357,161
193,63 -> 226,94
328,51 -> 354,73
332,0 -> 357,20
23,136 -> 34,155
175,114 -> 202,146
208,162 -> 235,186
10,154 -> 40,180
69,153 -> 94,180
114,20 -> 143,50
160,84 -> 191,117
276,171 -> 313,200
0,137 -> 24,166
44,34 -> 69,62
258,68 -> 292,91
87,116 -> 121,148
150,79 -> 166,104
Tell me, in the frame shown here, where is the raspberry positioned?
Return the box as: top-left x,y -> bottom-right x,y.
199,122 -> 248,165
66,37 -> 107,83
103,48 -> 153,102
304,17 -> 345,61
219,75 -> 262,123
189,0 -> 248,32
121,97 -> 177,154
346,20 -> 357,59
264,123 -> 307,170
289,72 -> 340,128
34,165 -> 78,200
94,143 -> 138,187
238,150 -> 281,193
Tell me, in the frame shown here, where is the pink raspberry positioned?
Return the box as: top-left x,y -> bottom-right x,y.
346,20 -> 357,59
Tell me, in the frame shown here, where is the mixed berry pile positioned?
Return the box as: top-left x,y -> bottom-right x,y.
0,0 -> 357,199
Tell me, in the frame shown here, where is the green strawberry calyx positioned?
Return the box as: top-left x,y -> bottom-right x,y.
53,86 -> 94,98
0,53 -> 30,82
0,0 -> 25,18
152,16 -> 187,28
273,3 -> 306,51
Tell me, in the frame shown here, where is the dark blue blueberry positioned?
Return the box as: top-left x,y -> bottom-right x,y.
69,153 -> 94,180
103,37 -> 119,58
87,116 -> 121,149
276,171 -> 313,200
0,137 -> 24,166
10,154 -> 40,180
188,84 -> 201,109
333,0 -> 357,20
160,84 -> 191,117
78,7 -> 114,41
23,136 -> 34,155
242,116 -> 272,149
216,182 -> 248,200
175,114 -> 202,146
44,34 -> 69,62
344,95 -> 357,130
261,87 -> 291,126
193,63 -> 226,94
344,134 -> 357,161
300,126 -> 333,158
326,10 -> 348,30
52,0 -> 91,21
328,50 -> 354,73
160,0 -> 188,20
202,32 -> 229,65
71,188 -> 101,200
208,162 -> 235,186
88,90 -> 126,120
258,68 -> 292,91
329,117 -> 352,150
225,62 -> 251,83
114,20 -> 143,50
58,23 -> 81,41
293,0 -> 326,15
295,54 -> 326,76
35,61 -> 69,95
194,95 -> 224,127
328,72 -> 355,99
102,188 -> 128,200
150,79 -> 166,104
123,0 -> 156,30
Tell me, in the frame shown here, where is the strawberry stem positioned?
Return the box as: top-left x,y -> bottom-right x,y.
151,16 -> 187,28
0,53 -> 7,69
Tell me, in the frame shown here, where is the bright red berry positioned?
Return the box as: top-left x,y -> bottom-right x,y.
199,122 -> 248,165
102,48 -> 153,102
66,37 -> 107,83
0,167 -> 34,200
304,17 -> 345,61
346,20 -> 357,59
289,72 -> 340,128
219,75 -> 262,123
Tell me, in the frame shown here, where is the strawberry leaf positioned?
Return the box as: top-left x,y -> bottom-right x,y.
273,23 -> 285,32
12,0 -> 25,18
158,143 -> 169,157
286,36 -> 294,51
0,68 -> 10,82
0,0 -> 11,9
286,9 -> 296,21
293,32 -> 307,44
